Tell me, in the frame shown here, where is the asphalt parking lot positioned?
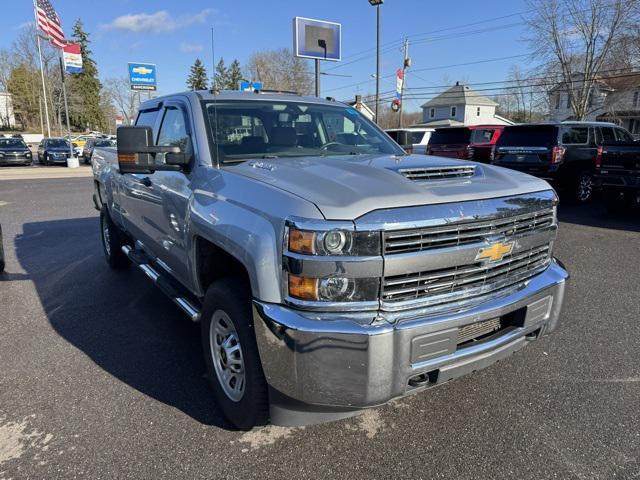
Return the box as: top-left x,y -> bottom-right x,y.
1,176 -> 639,479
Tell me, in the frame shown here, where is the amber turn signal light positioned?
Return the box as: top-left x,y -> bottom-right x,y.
288,228 -> 316,255
288,274 -> 318,301
118,153 -> 137,164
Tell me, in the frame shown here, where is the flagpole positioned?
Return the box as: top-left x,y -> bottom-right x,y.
59,55 -> 74,160
33,0 -> 51,138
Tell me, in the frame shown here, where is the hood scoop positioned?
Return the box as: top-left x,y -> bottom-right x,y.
397,165 -> 476,182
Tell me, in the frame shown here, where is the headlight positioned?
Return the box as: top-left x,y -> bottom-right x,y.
25,152 -> 31,157
287,226 -> 380,256
288,274 -> 379,302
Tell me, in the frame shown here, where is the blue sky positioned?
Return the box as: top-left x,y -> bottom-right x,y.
3,0 -> 532,112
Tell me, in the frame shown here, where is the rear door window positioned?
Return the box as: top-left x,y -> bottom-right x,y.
561,127 -> 589,144
410,131 -> 425,144
600,127 -> 617,144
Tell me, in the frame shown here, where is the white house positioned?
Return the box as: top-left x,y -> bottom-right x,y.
417,82 -> 512,127
0,92 -> 16,129
548,73 -> 640,135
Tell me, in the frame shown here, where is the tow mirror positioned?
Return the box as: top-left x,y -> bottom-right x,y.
116,126 -> 184,174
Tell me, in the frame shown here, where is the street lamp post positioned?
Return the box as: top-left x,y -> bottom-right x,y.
369,0 -> 383,124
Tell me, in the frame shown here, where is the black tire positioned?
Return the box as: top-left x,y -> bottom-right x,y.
99,205 -> 131,269
43,153 -> 49,166
573,171 -> 594,203
201,277 -> 269,430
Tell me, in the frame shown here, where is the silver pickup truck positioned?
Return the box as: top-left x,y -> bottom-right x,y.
92,90 -> 568,430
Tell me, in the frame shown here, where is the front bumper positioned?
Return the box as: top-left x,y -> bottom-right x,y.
595,172 -> 640,189
0,155 -> 32,165
254,260 -> 568,409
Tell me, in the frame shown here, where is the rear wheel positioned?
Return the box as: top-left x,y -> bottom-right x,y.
574,171 -> 594,203
201,277 -> 269,430
100,205 -> 130,269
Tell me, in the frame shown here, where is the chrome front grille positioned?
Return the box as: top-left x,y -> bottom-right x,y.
384,208 -> 554,255
382,245 -> 551,307
398,165 -> 475,181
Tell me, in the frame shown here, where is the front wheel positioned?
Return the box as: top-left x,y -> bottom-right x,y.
201,277 -> 269,430
99,206 -> 130,269
574,171 -> 594,203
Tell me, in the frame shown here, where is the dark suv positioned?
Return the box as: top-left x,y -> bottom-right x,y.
493,122 -> 634,202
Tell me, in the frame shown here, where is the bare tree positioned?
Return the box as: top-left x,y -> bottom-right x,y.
526,0 -> 637,120
103,77 -> 140,125
246,49 -> 313,95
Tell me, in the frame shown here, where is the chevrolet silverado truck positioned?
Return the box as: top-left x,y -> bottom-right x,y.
92,90 -> 569,430
594,137 -> 640,211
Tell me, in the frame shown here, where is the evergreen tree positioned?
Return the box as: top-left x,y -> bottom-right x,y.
68,19 -> 105,131
186,58 -> 208,90
212,58 -> 228,91
226,59 -> 244,90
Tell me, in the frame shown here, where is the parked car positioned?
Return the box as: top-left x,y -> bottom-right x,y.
385,127 -> 433,154
82,138 -> 116,164
0,137 -> 33,166
493,122 -> 634,203
37,138 -> 74,165
71,135 -> 95,156
426,125 -> 504,162
594,132 -> 640,211
92,90 -> 568,430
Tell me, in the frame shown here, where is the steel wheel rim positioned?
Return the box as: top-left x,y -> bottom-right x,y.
102,216 -> 111,256
578,174 -> 593,201
209,309 -> 245,402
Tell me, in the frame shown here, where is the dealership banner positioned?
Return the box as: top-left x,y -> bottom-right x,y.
63,43 -> 83,73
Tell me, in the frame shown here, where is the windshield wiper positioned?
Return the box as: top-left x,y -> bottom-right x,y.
261,154 -> 279,159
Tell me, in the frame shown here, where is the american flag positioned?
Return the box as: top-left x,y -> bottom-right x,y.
35,0 -> 66,49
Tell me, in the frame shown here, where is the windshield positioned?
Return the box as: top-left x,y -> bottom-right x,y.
0,139 -> 27,148
47,139 -> 70,148
204,100 -> 403,163
497,125 -> 558,147
95,140 -> 116,147
429,128 -> 471,145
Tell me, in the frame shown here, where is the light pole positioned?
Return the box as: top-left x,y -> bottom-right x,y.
369,0 -> 383,124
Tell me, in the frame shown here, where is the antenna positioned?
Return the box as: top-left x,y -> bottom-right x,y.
210,26 -> 220,167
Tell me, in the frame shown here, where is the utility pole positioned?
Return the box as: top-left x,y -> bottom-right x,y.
398,38 -> 410,128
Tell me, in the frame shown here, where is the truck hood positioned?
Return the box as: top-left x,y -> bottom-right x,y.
226,154 -> 552,220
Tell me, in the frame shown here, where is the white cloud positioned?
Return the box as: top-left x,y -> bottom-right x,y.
179,42 -> 203,53
102,9 -> 212,34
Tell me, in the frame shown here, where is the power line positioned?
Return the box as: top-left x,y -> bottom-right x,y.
357,69 -> 640,104
324,54 -> 531,94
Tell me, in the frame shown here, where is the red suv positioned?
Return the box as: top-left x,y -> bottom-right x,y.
426,125 -> 505,163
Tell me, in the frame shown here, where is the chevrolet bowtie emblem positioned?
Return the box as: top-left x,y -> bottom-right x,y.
476,241 -> 514,262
